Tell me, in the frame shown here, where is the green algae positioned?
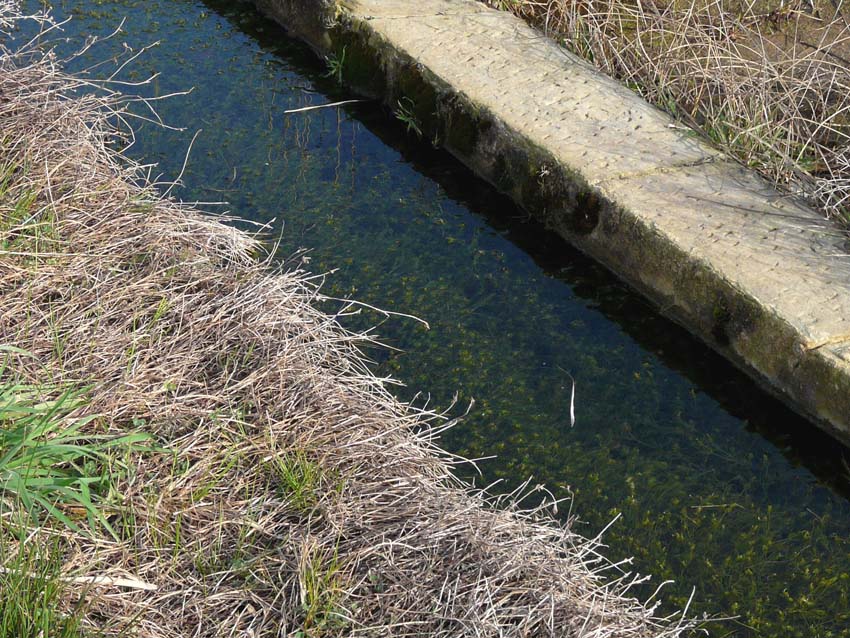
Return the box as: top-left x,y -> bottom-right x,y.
20,0 -> 850,635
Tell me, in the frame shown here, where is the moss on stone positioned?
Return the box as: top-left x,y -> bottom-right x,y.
440,94 -> 490,157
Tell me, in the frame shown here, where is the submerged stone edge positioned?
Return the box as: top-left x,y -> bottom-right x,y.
251,0 -> 850,445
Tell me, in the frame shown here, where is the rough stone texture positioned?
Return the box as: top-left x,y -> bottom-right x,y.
253,0 -> 850,445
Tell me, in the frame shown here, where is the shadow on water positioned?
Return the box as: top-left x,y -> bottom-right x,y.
328,85 -> 850,502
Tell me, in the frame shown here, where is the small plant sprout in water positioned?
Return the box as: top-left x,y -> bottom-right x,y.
323,46 -> 346,85
394,97 -> 422,138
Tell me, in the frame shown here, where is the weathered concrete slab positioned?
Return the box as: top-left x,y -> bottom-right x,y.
253,0 -> 850,444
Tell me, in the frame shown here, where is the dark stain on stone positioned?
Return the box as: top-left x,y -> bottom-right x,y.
440,95 -> 491,158
328,26 -> 386,97
569,189 -> 601,236
711,292 -> 756,348
712,296 -> 733,346
600,202 -> 622,237
493,152 -> 515,193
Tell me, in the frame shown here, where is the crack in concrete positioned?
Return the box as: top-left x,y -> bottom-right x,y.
804,333 -> 850,351
592,155 -> 719,188
360,10 -> 489,20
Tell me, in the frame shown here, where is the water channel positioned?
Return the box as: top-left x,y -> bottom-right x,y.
23,0 -> 850,634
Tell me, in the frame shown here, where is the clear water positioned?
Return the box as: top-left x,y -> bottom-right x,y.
21,0 -> 850,634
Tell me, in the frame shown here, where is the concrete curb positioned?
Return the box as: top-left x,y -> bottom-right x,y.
253,0 -> 850,445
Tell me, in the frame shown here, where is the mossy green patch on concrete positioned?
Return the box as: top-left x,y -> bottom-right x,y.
252,0 -> 335,50
578,193 -> 850,442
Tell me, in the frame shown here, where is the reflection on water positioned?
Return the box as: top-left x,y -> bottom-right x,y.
23,0 -> 850,634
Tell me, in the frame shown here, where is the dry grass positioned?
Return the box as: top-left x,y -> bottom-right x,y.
0,7 -> 701,638
487,0 -> 850,222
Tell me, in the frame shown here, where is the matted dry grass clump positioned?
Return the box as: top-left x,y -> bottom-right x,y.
0,7 -> 700,637
487,0 -> 850,222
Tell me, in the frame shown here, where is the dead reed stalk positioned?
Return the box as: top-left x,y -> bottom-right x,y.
0,7 -> 700,637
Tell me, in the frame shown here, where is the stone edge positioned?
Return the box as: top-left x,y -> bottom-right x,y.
251,0 -> 850,445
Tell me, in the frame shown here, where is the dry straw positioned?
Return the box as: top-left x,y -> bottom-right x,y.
488,0 -> 850,222
0,5 -> 700,637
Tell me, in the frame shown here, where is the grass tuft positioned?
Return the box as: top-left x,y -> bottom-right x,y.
265,450 -> 327,514
297,543 -> 348,636
0,532 -> 85,638
0,352 -> 153,537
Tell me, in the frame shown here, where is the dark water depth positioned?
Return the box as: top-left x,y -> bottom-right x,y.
20,0 -> 850,634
